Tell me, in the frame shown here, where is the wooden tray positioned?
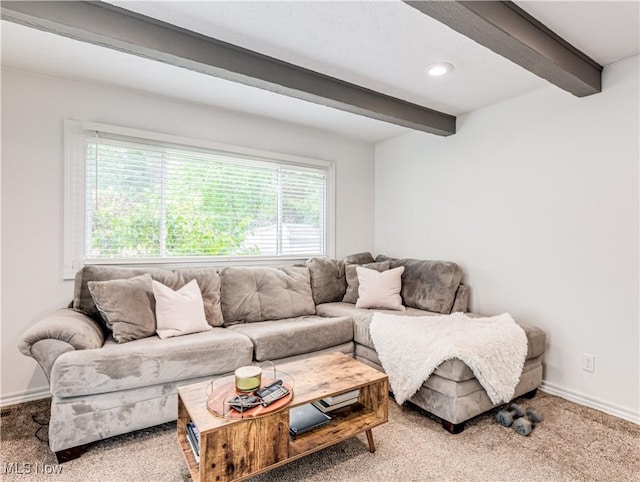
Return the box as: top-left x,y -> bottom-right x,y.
206,381 -> 293,419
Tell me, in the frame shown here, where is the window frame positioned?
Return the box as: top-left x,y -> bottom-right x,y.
63,120 -> 335,280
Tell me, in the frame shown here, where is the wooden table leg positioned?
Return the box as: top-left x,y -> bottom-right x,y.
365,430 -> 376,453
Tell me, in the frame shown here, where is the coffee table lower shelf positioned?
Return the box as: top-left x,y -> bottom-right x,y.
177,353 -> 389,482
178,401 -> 386,482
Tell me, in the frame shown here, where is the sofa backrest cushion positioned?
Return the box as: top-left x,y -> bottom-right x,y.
451,283 -> 470,313
219,266 -> 316,324
73,266 -> 224,330
306,257 -> 346,304
178,268 -> 225,327
344,252 -> 375,265
376,255 -> 463,314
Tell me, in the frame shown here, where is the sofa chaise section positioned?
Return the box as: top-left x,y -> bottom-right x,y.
311,255 -> 546,434
315,303 -> 546,433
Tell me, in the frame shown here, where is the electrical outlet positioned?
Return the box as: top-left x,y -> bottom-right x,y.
583,353 -> 595,372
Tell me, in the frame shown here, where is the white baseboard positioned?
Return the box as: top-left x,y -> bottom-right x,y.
0,386 -> 50,408
540,381 -> 640,425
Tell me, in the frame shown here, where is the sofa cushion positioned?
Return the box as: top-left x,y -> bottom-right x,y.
306,257 -> 346,304
227,316 -> 353,361
88,274 -> 156,343
357,341 -> 542,397
316,302 -> 546,381
73,266 -> 224,329
422,357 -> 543,398
50,328 -> 253,397
316,302 -> 428,349
377,256 -> 463,314
344,252 -> 375,265
219,266 -> 315,325
514,320 -> 547,360
343,260 -> 390,303
451,284 -> 470,313
179,268 -> 225,327
355,343 -> 475,382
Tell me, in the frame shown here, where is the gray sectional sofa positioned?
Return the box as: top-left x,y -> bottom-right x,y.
18,252 -> 546,462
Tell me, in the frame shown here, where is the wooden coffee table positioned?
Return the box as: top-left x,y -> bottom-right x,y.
177,352 -> 389,482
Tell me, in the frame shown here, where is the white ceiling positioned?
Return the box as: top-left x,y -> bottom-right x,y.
517,1 -> 640,66
2,1 -> 639,143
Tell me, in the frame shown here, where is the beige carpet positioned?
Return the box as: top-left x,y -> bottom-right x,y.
1,392 -> 638,482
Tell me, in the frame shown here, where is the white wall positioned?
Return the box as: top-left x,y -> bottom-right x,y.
0,68 -> 375,403
375,58 -> 639,422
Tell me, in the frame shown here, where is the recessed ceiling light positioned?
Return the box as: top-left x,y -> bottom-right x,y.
426,62 -> 454,77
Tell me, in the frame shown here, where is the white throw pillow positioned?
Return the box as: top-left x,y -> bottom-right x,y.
152,279 -> 212,339
355,266 -> 406,311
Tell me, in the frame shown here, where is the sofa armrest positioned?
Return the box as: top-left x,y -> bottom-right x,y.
19,308 -> 105,358
28,339 -> 77,382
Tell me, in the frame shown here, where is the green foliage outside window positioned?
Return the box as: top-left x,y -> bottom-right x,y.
86,142 -> 324,259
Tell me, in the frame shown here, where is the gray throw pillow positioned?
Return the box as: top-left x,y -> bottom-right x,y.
74,265 -> 224,329
87,274 -> 156,343
74,266 -> 162,329
344,252 -> 375,265
388,258 -> 463,314
306,257 -> 346,304
343,260 -> 390,304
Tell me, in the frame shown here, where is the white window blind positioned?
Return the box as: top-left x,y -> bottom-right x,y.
73,127 -> 329,266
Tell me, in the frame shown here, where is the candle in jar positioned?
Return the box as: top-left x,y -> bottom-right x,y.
235,366 -> 262,392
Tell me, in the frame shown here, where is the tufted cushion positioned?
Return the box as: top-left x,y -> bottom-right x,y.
219,266 -> 316,325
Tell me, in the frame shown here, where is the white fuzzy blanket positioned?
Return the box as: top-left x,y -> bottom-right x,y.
369,312 -> 527,405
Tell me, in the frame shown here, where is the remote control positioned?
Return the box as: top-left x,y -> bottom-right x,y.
228,394 -> 261,412
255,380 -> 289,407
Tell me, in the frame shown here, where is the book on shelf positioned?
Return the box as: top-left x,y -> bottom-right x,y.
289,404 -> 332,437
185,422 -> 200,463
312,397 -> 359,413
321,389 -> 360,406
189,422 -> 200,444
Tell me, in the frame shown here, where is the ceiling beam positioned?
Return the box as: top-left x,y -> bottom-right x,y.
404,0 -> 602,97
1,1 -> 456,137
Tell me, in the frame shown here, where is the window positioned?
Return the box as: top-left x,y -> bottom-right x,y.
64,121 -> 334,278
